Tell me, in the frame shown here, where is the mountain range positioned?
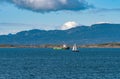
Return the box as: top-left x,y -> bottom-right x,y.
0,23 -> 120,45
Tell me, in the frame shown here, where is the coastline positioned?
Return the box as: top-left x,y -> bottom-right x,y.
1,43 -> 120,48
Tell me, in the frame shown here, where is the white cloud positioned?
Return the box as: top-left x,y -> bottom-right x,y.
2,0 -> 91,13
61,21 -> 78,30
96,22 -> 111,24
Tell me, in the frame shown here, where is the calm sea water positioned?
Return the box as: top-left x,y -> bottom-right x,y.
0,48 -> 120,79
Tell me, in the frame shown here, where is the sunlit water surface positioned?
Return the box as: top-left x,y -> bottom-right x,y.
0,48 -> 120,79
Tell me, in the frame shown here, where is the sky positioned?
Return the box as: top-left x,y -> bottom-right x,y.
0,0 -> 120,35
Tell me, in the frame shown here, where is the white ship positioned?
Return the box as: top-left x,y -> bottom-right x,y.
72,44 -> 79,52
62,44 -> 70,50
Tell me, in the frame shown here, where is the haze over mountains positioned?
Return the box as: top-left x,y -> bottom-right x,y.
0,23 -> 120,45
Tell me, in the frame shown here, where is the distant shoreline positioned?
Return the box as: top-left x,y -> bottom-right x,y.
80,43 -> 120,48
1,43 -> 120,48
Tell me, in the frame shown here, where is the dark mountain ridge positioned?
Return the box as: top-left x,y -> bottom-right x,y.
0,23 -> 120,45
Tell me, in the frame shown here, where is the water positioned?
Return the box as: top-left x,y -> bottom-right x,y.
0,48 -> 120,79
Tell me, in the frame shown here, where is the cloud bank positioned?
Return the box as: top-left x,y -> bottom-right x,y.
2,0 -> 91,13
61,21 -> 78,30
96,22 -> 111,24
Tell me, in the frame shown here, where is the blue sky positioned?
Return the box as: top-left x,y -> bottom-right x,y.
0,0 -> 120,35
